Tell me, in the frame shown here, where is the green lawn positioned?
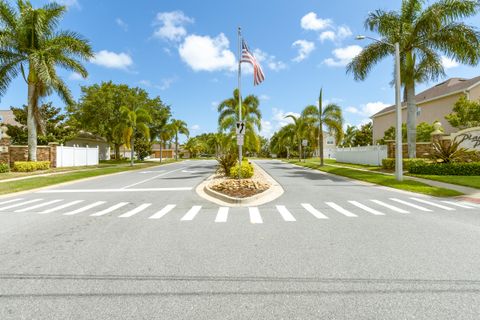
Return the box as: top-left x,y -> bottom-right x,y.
409,174 -> 480,190
287,159 -> 462,197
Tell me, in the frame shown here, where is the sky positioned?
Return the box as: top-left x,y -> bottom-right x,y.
1,0 -> 479,141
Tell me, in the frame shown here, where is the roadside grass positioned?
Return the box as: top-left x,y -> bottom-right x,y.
0,160 -> 178,195
408,174 -> 480,190
286,159 -> 462,197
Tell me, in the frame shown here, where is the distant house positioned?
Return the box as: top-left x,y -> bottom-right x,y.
371,76 -> 480,143
0,110 -> 20,139
65,131 -> 111,160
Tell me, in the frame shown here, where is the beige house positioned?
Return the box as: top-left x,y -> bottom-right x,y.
372,76 -> 480,142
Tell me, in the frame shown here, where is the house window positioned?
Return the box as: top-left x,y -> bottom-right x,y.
416,107 -> 421,116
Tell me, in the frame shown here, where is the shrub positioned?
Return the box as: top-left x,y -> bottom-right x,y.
382,158 -> 428,170
230,161 -> 254,179
409,162 -> 480,176
429,139 -> 469,163
13,161 -> 51,172
217,152 -> 238,175
0,162 -> 9,173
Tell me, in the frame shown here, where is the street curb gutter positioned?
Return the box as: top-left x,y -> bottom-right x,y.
196,161 -> 284,207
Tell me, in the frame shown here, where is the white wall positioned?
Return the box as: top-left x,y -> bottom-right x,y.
56,145 -> 99,167
335,145 -> 387,166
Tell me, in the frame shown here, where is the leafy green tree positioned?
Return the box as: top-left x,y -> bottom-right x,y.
270,125 -> 296,158
284,115 -> 309,161
347,0 -> 480,158
445,95 -> 480,130
341,125 -> 358,147
0,0 -> 93,161
380,124 -> 407,144
416,122 -> 436,142
170,119 -> 189,161
158,123 -> 173,163
134,131 -> 152,161
353,122 -> 373,146
184,137 -> 205,158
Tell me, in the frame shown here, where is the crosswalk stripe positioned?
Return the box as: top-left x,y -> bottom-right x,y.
326,202 -> 357,217
215,207 -> 229,223
390,198 -> 432,212
181,206 -> 202,221
249,207 -> 263,224
0,198 -> 24,206
63,201 -> 106,215
90,202 -> 129,216
15,200 -> 62,213
410,198 -> 455,211
370,200 -> 409,214
276,205 -> 296,221
118,203 -> 151,218
301,203 -> 329,219
441,201 -> 474,209
348,201 -> 385,215
149,204 -> 176,219
40,200 -> 84,214
0,199 -> 43,211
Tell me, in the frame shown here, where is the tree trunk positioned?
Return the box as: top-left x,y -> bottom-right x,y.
406,81 -> 417,158
298,142 -> 302,162
114,144 -> 120,160
130,132 -> 134,167
159,141 -> 163,163
27,82 -> 37,161
319,123 -> 324,166
175,133 -> 178,161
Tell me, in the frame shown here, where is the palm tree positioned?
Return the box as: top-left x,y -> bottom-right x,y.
342,125 -> 357,147
284,115 -> 309,162
218,89 -> 262,153
170,119 -> 189,161
158,124 -> 173,163
0,0 -> 93,161
347,0 -> 480,158
302,89 -> 344,166
115,105 -> 151,166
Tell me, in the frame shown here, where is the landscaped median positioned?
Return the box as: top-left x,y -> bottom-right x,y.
0,159 -> 179,195
286,159 -> 463,197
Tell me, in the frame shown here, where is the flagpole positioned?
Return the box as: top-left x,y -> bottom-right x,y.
237,26 -> 243,179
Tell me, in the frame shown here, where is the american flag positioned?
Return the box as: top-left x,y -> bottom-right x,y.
241,39 -> 265,86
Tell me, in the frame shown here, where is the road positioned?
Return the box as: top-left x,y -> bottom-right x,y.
1,159 -> 480,319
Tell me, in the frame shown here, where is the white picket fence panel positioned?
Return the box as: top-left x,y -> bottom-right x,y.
56,145 -> 99,167
335,145 -> 387,166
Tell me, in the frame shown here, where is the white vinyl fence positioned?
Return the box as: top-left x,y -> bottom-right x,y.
335,145 -> 387,166
56,145 -> 99,167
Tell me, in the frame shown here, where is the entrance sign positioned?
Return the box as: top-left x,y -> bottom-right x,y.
452,127 -> 480,151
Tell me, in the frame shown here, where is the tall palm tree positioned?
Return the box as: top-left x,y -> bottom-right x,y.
284,115 -> 309,162
218,89 -> 262,153
115,104 -> 151,166
0,0 -> 93,161
302,89 -> 344,166
158,124 -> 173,163
347,0 -> 480,158
170,119 -> 189,161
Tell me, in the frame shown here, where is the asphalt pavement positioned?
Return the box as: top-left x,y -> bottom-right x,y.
1,159 -> 480,319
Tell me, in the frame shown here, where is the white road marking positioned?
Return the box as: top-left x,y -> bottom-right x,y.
215,207 -> 229,223
118,203 -> 152,218
390,198 -> 432,212
326,202 -> 358,217
0,198 -> 24,205
121,167 -> 188,189
276,205 -> 296,221
37,188 -> 192,193
40,200 -> 84,214
249,207 -> 263,224
441,201 -> 474,209
410,198 -> 455,211
370,200 -> 409,214
181,206 -> 202,221
63,201 -> 106,216
148,204 -> 176,219
15,200 -> 63,213
301,203 -> 329,219
90,202 -> 129,216
348,201 -> 385,215
0,199 -> 43,211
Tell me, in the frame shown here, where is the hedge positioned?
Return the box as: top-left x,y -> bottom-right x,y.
382,158 -> 428,171
0,162 -> 9,173
13,161 -> 51,172
230,161 -> 254,179
408,162 -> 480,176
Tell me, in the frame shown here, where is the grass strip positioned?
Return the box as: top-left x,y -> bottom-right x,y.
408,174 -> 480,190
287,160 -> 462,197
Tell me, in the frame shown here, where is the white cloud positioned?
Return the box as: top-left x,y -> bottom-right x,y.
362,102 -> 390,116
116,18 -> 128,31
319,31 -> 335,43
260,120 -> 273,138
68,72 -> 85,81
292,40 -> 315,62
259,94 -> 270,101
320,26 -> 352,43
139,77 -> 177,90
300,12 -> 332,31
191,124 -> 200,131
346,106 -> 360,114
253,49 -> 286,71
272,108 -> 301,127
54,0 -> 80,9
90,50 -> 133,70
153,11 -> 193,42
441,56 -> 460,69
323,45 -> 362,67
178,33 -> 236,72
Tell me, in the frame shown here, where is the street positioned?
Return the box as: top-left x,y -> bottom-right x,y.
1,160 -> 480,319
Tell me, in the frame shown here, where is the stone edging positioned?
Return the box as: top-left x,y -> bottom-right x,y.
195,161 -> 284,207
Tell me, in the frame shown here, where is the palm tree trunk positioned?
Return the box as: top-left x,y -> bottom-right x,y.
298,143 -> 302,162
159,141 -> 163,163
27,82 -> 37,161
406,82 -> 417,158
175,133 -> 178,161
319,127 -> 324,166
130,132 -> 134,167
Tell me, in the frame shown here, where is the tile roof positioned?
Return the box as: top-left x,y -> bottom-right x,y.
371,76 -> 480,118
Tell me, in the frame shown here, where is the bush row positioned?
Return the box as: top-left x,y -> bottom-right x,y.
408,162 -> 480,176
230,161 -> 254,179
0,162 -> 9,173
382,158 -> 428,171
13,161 -> 51,172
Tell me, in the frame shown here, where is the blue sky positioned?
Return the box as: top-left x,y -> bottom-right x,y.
1,0 -> 479,140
